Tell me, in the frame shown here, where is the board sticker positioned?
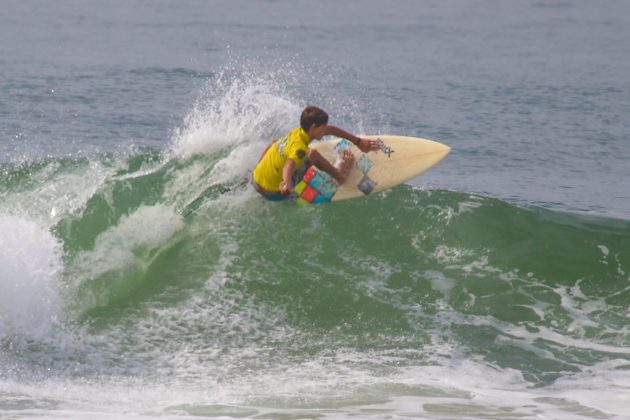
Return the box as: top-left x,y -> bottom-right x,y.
296,167 -> 338,204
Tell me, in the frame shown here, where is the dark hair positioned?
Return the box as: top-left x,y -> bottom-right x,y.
300,106 -> 329,131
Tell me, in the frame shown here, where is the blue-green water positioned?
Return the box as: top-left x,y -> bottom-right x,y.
2,1 -> 629,418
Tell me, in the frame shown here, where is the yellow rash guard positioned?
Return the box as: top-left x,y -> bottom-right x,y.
253,127 -> 311,192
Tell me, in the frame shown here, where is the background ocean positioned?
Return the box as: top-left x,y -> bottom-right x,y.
1,0 -> 629,419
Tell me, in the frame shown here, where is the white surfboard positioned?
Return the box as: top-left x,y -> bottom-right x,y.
294,135 -> 450,204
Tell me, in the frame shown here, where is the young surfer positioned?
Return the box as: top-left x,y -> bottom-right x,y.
252,106 -> 380,200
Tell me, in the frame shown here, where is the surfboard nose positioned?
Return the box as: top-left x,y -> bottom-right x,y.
433,141 -> 450,152
425,139 -> 451,162
436,142 -> 451,158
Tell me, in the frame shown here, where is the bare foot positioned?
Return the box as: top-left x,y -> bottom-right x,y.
336,150 -> 355,183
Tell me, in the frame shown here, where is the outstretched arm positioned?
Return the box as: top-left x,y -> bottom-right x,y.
322,126 -> 380,153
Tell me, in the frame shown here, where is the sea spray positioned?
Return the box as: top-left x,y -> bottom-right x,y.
170,65 -> 301,159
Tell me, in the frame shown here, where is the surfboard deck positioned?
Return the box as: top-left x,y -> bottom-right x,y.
294,135 -> 450,204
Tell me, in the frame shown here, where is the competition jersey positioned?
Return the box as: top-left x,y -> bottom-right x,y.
253,127 -> 311,192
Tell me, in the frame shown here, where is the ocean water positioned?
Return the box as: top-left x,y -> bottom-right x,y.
1,1 -> 629,419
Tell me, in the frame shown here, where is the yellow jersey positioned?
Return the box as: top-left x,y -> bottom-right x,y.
253,127 -> 311,192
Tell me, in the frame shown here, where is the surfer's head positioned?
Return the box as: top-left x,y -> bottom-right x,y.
301,106 -> 329,132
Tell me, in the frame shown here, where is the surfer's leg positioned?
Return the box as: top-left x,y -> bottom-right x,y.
251,177 -> 296,201
292,159 -> 313,186
307,149 -> 354,183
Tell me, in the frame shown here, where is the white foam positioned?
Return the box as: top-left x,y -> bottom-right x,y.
2,344 -> 627,419
0,215 -> 63,339
425,270 -> 456,294
462,312 -> 630,356
547,359 -> 630,418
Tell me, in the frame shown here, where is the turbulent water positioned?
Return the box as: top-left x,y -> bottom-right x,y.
2,1 -> 630,419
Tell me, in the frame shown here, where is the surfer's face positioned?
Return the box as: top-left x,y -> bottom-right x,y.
307,124 -> 327,140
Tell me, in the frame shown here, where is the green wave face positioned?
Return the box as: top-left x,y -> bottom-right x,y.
1,151 -> 629,412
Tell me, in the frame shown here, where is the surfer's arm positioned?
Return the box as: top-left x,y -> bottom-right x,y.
322,126 -> 380,153
279,159 -> 297,195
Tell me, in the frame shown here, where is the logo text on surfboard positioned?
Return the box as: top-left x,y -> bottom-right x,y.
376,138 -> 394,158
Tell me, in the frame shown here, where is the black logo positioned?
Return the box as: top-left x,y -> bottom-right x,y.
296,149 -> 306,159
376,138 -> 395,158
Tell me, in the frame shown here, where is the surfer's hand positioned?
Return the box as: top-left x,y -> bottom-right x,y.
357,139 -> 380,153
337,150 -> 355,182
280,181 -> 293,196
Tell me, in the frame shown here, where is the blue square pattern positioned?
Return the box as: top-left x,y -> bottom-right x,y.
334,139 -> 353,155
357,175 -> 377,195
309,170 -> 338,199
308,171 -> 326,191
319,180 -> 338,199
356,154 -> 373,174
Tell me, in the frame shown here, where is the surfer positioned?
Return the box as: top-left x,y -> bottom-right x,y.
252,106 -> 380,200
